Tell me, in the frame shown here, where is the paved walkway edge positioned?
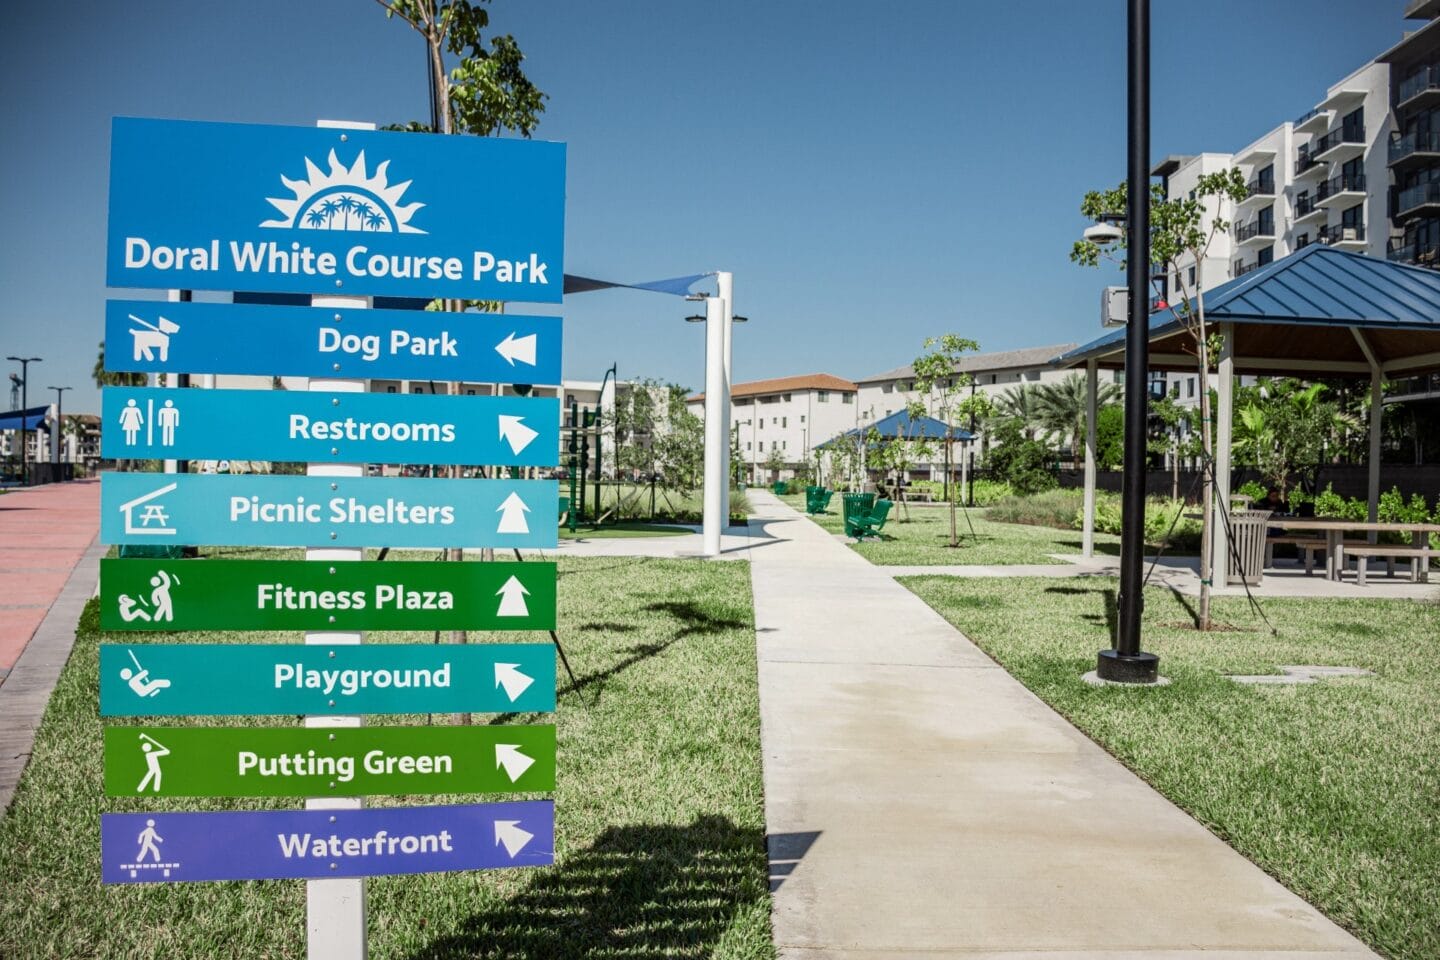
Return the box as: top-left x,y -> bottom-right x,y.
0,536 -> 102,820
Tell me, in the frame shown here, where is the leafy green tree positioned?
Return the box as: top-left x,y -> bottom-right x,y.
986,420 -> 1058,495
910,334 -> 981,547
1233,379 -> 1358,497
1035,373 -> 1120,453
1071,168 -> 1248,631
1094,404 -> 1125,471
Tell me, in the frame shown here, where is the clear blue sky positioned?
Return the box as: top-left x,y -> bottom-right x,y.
0,0 -> 1404,412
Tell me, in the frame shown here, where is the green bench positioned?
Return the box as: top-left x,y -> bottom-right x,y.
805,486 -> 834,514
847,499 -> 893,540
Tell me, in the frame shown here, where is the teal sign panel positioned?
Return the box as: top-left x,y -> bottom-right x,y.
100,387 -> 558,466
107,118 -> 564,302
100,642 -> 556,716
106,299 -> 563,384
100,473 -> 558,548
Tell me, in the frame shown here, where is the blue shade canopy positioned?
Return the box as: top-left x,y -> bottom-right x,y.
1054,246 -> 1440,376
820,409 -> 974,449
0,406 -> 49,431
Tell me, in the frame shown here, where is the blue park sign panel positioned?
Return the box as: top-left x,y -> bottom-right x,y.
106,299 -> 563,385
106,118 -> 565,302
101,801 -> 554,883
99,642 -> 556,717
100,473 -> 558,549
100,387 -> 559,466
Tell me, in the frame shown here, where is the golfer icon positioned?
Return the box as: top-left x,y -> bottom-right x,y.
119,399 -> 144,446
135,819 -> 164,863
136,733 -> 170,793
119,649 -> 170,698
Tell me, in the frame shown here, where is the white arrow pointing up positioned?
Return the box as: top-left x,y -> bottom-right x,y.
494,662 -> 535,702
494,820 -> 534,858
494,331 -> 537,367
495,744 -> 536,783
495,492 -> 531,534
498,415 -> 538,455
496,575 -> 530,618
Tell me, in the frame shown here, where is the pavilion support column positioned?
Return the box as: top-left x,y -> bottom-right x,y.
1082,359 -> 1098,558
1368,366 -> 1383,527
1211,323 -> 1235,584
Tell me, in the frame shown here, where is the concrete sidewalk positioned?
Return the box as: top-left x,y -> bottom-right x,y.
744,490 -> 1375,959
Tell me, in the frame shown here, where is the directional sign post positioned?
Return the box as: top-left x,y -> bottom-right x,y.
101,801 -> 554,883
101,387 -> 558,466
100,473 -> 558,548
104,725 -> 555,798
106,300 -> 563,384
100,643 -> 555,716
99,558 -> 556,632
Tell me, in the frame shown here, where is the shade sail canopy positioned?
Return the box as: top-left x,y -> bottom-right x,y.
820,409 -> 974,448
0,406 -> 49,431
1053,246 -> 1440,377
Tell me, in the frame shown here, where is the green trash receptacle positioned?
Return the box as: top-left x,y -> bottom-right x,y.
772,481 -> 787,495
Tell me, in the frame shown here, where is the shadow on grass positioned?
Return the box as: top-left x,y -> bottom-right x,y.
1053,539 -> 1122,557
1045,584 -> 1117,640
404,815 -> 771,960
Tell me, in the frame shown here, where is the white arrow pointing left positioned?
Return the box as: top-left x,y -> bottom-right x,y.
498,415 -> 538,455
495,331 -> 538,367
495,744 -> 536,783
494,820 -> 534,858
496,491 -> 531,534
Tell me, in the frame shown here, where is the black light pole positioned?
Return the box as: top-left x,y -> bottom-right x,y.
1097,0 -> 1160,683
47,386 -> 71,468
7,356 -> 41,486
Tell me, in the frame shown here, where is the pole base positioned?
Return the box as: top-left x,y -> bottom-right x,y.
1095,649 -> 1160,684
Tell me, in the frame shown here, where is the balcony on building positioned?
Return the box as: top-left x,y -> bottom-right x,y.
1316,222 -> 1367,249
1398,64 -> 1440,112
1294,144 -> 1327,180
1315,173 -> 1366,207
1233,260 -> 1263,278
1293,106 -> 1331,137
1386,236 -> 1440,266
1389,130 -> 1440,171
1237,175 -> 1276,210
1233,218 -> 1276,247
1293,194 -> 1326,224
1312,125 -> 1366,163
1395,180 -> 1440,219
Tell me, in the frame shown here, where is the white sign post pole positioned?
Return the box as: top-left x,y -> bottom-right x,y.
304,119 -> 373,960
717,271 -> 734,524
702,295 -> 726,557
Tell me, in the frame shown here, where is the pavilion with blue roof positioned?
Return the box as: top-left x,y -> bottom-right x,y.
1053,245 -> 1440,577
819,409 -> 975,448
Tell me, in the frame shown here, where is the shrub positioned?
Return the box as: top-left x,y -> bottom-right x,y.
1072,494 -> 1201,551
1236,480 -> 1268,503
987,489 -> 1084,529
970,479 -> 1013,506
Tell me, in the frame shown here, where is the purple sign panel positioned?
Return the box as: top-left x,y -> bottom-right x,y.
101,800 -> 553,884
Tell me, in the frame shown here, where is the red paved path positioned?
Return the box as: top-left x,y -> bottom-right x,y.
0,480 -> 98,681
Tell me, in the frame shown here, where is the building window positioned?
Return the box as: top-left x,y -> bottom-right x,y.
818,390 -> 830,402
781,417 -> 787,428
842,393 -> 853,404
783,393 -> 792,401
1188,265 -> 1196,286
782,440 -> 787,450
1257,246 -> 1274,267
1187,378 -> 1196,399
758,441 -> 764,452
1342,106 -> 1364,142
386,386 -> 397,393
1296,233 -> 1309,249
881,383 -> 893,394
758,418 -> 764,428
746,442 -> 751,451
1257,204 -> 1274,236
1023,370 -> 1040,382
800,415 -> 805,423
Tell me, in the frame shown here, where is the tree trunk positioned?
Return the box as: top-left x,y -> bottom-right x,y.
1195,337 -> 1213,632
946,431 -> 958,547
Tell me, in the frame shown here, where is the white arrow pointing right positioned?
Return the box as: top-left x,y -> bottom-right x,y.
498,415 -> 539,455
495,743 -> 536,783
494,820 -> 534,858
494,662 -> 535,702
494,331 -> 538,367
495,491 -> 531,534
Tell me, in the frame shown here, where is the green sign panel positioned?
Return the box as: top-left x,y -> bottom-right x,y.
104,725 -> 555,798
99,558 -> 556,632
99,642 -> 556,717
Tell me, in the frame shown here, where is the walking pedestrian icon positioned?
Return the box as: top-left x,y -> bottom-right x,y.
115,817 -> 180,880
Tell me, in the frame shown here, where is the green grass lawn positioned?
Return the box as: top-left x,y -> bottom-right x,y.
559,521 -> 693,540
778,493 -> 1122,565
0,556 -> 773,960
902,575 -> 1440,960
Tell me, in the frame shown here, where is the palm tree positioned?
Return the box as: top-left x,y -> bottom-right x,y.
994,384 -> 1042,440
320,198 -> 342,229
305,208 -> 327,229
92,341 -> 146,388
365,209 -> 386,231
337,195 -> 357,229
1035,373 -> 1120,451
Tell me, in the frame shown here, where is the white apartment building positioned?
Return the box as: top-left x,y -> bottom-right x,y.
687,374 -> 858,481
856,343 -> 1078,427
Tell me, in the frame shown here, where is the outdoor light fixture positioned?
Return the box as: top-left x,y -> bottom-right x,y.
685,314 -> 706,323
732,315 -> 749,323
1084,222 -> 1124,245
6,355 -> 42,487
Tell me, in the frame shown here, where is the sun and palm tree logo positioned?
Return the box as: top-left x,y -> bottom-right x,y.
262,149 -> 425,234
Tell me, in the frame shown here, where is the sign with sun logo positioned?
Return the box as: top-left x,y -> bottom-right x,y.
106,117 -> 565,302
262,150 -> 426,235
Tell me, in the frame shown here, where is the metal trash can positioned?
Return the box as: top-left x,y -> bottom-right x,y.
772,481 -> 788,495
1226,509 -> 1273,586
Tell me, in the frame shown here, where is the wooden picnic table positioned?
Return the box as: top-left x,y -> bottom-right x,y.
1271,518 -> 1440,581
